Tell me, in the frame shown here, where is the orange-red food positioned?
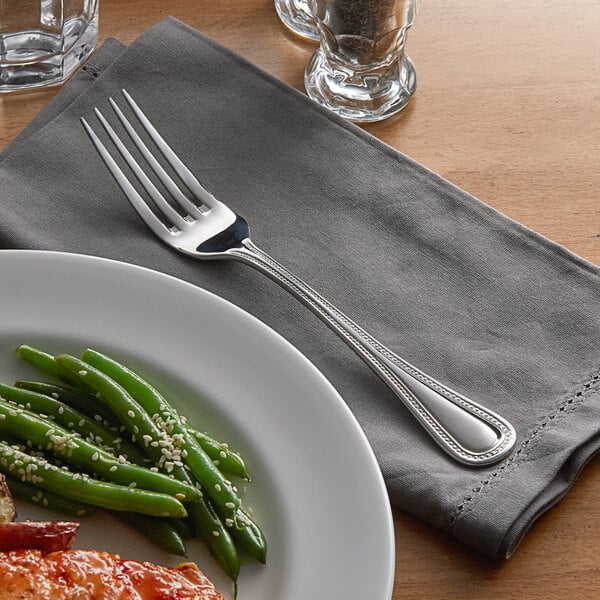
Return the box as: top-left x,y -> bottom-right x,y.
0,549 -> 226,599
0,521 -> 79,553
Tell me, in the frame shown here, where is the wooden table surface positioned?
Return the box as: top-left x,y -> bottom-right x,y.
1,1 -> 599,598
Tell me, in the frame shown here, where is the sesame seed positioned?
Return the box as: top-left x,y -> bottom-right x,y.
127,410 -> 135,418
109,465 -> 118,472
225,502 -> 235,509
78,370 -> 87,376
51,392 -> 59,399
212,531 -> 220,537
219,451 -> 227,459
91,452 -> 99,461
214,484 -> 222,492
175,493 -> 185,500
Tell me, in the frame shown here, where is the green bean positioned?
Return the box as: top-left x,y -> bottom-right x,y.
25,357 -> 242,577
168,517 -> 194,541
15,380 -> 117,423
19,378 -> 240,574
16,381 -> 250,480
112,512 -> 188,557
0,399 -> 199,503
228,507 -> 267,564
79,350 -> 263,573
0,382 -> 147,464
55,354 -> 192,484
79,349 -> 268,568
187,427 -> 250,481
16,345 -> 91,391
8,385 -> 215,550
79,350 -> 244,512
186,497 -> 240,581
5,474 -> 97,517
0,440 -> 187,517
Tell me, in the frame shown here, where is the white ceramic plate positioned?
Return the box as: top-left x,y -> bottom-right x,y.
0,250 -> 394,599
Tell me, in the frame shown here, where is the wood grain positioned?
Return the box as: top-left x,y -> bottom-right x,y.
1,1 -> 599,598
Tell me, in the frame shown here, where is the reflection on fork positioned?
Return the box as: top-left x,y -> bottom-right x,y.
81,89 -> 516,467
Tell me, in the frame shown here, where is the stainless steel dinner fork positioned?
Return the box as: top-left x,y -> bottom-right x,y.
81,89 -> 516,466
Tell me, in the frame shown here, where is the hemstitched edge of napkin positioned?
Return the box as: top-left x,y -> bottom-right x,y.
450,371 -> 600,558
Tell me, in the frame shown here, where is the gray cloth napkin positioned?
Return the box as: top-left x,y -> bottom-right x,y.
1,17 -> 599,560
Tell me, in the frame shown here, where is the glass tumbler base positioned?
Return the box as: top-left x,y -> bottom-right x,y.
274,0 -> 319,41
304,50 -> 417,123
0,16 -> 98,93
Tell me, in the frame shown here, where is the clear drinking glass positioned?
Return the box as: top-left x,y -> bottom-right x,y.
0,0 -> 98,92
274,0 -> 319,41
304,0 -> 418,122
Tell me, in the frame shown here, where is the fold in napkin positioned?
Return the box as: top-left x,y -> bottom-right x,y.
1,18 -> 599,560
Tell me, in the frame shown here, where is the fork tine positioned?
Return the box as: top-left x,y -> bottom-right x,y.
108,97 -> 204,218
121,89 -> 219,210
92,107 -> 189,231
81,116 -> 175,243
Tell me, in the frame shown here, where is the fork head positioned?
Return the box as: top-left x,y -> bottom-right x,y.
81,89 -> 250,259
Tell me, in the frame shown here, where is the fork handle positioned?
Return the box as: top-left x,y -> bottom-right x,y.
231,239 -> 516,466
